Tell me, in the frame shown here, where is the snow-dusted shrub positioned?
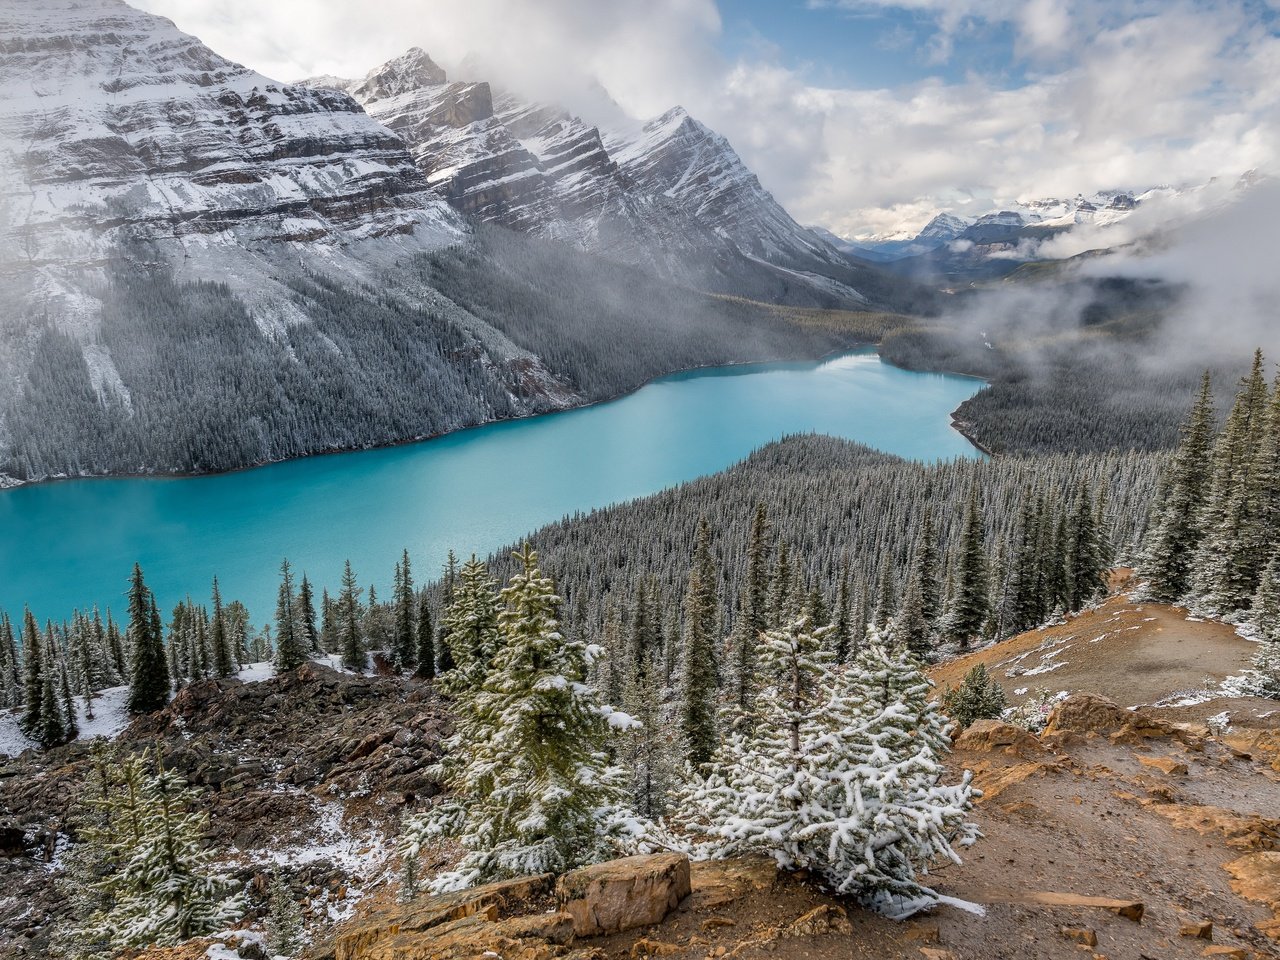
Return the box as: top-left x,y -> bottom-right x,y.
402,548 -> 635,891
668,623 -> 978,917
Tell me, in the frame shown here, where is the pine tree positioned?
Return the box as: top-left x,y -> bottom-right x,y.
679,519 -> 720,767
0,613 -> 19,709
673,624 -> 977,914
942,663 -> 1007,729
35,624 -> 70,747
1145,372 -> 1217,602
731,503 -> 771,708
274,560 -> 309,672
440,556 -> 502,694
621,649 -> 677,819
266,875 -> 304,957
415,593 -> 436,679
392,550 -> 418,669
209,578 -> 235,679
892,564 -> 933,660
1193,355 -> 1270,612
403,547 -> 631,890
298,574 -> 320,655
20,609 -> 43,734
75,750 -> 243,950
338,560 -> 364,673
948,490 -> 990,648
436,551 -> 459,674
126,566 -> 170,714
1251,552 -> 1280,642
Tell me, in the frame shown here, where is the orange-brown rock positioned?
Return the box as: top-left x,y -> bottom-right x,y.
1150,804 -> 1280,851
1199,947 -> 1247,958
1043,694 -> 1134,737
334,874 -> 554,960
556,853 -> 692,937
1224,851 -> 1280,913
955,719 -> 1044,756
1060,926 -> 1098,946
1138,755 -> 1189,776
1179,920 -> 1213,939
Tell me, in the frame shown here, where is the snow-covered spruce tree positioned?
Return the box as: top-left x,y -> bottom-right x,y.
1245,640 -> 1280,699
942,663 -> 1007,730
438,556 -> 502,695
71,748 -> 243,952
392,549 -> 417,670
403,547 -> 633,890
19,610 -> 43,735
337,560 -> 364,673
671,618 -> 976,915
266,875 -> 305,957
621,649 -> 679,819
298,574 -> 320,655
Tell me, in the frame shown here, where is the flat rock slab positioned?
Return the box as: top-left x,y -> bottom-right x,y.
556,853 -> 692,937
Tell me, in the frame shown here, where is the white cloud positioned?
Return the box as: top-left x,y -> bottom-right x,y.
132,0 -> 1280,238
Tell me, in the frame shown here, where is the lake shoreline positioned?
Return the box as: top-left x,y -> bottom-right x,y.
2,342 -> 961,492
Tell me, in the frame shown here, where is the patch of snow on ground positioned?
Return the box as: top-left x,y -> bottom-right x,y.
0,683 -> 133,757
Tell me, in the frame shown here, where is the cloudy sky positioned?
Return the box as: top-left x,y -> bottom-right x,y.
134,0 -> 1280,239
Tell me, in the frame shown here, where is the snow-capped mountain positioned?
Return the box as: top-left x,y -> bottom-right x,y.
0,0 -> 459,269
304,50 -> 883,306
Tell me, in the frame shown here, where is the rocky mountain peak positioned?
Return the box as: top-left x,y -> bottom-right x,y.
350,46 -> 448,103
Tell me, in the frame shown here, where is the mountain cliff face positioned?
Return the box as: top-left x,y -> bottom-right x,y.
0,0 -> 866,484
0,0 -> 458,266
306,50 -> 898,309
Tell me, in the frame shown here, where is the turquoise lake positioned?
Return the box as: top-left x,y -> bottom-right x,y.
0,350 -> 983,624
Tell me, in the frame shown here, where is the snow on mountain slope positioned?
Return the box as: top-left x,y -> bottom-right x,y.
0,0 -> 459,268
310,51 -> 880,306
604,106 -> 844,271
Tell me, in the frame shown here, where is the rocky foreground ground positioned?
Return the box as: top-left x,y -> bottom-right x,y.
1,593 -> 1279,960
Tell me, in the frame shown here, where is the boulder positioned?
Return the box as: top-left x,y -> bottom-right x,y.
334,874 -> 554,960
954,719 -> 1043,756
1179,920 -> 1213,940
1043,694 -> 1133,737
556,854 -> 692,937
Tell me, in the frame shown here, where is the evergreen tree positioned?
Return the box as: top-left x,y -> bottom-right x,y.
392,550 -> 417,669
1251,552 -> 1280,642
621,649 -> 677,819
0,613 -> 20,709
209,578 -> 235,679
891,563 -> 933,660
338,560 -> 364,673
298,574 -> 320,655
75,750 -> 243,950
274,560 -> 309,672
948,491 -> 990,648
436,551 -> 459,674
415,593 -> 436,679
942,664 -> 1008,729
403,547 -> 631,890
440,556 -> 502,694
731,503 -> 771,708
266,876 -> 304,957
1193,355 -> 1269,612
126,566 -> 170,714
673,624 -> 977,914
679,519 -> 720,767
20,609 -> 43,734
